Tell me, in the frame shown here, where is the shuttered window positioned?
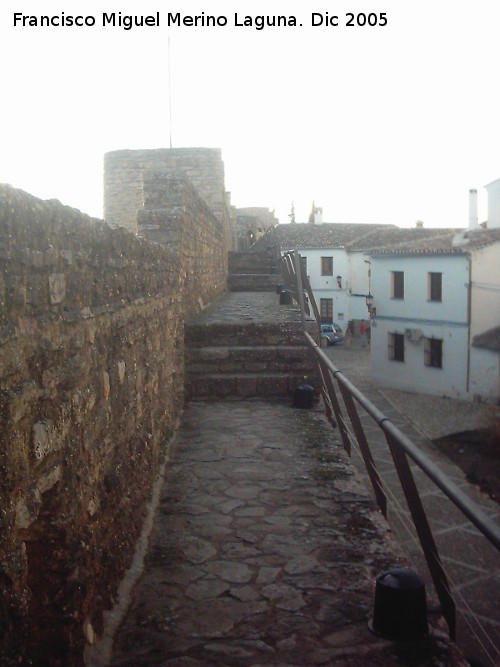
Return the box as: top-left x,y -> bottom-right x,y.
388,332 -> 405,362
428,273 -> 442,302
424,337 -> 443,368
321,257 -> 333,276
391,271 -> 404,299
320,298 -> 333,322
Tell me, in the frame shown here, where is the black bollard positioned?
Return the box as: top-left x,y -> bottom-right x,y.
370,568 -> 428,640
293,382 -> 314,409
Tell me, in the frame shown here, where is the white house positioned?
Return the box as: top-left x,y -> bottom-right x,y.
485,178 -> 500,228
368,228 -> 500,402
275,222 -> 395,326
468,227 -> 500,400
275,221 -> 458,329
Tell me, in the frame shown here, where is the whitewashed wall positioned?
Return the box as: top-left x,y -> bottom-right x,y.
486,178 -> 500,228
370,254 -> 470,399
469,347 -> 500,402
298,248 -> 372,324
469,242 -> 500,339
371,318 -> 470,398
300,248 -> 349,323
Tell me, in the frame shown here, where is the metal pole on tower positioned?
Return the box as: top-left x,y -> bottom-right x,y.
168,35 -> 173,148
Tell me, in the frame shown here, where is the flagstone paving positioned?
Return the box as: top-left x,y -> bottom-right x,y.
105,400 -> 466,667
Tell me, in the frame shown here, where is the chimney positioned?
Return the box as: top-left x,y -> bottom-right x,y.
415,220 -> 424,228
469,189 -> 478,230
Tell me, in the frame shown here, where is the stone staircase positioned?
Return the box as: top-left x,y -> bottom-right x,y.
184,250 -> 319,401
227,249 -> 280,291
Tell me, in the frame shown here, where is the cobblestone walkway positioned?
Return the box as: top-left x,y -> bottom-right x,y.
105,401 -> 464,667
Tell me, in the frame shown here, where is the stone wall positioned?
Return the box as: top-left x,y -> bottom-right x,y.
236,207 -> 278,251
104,147 -> 236,250
138,172 -> 228,313
0,180 -> 226,665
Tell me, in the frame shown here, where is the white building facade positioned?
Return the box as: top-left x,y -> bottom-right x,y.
468,236 -> 500,400
485,178 -> 500,229
297,247 -> 369,326
369,229 -> 500,403
370,252 -> 470,399
275,222 -> 396,328
274,212 -> 500,403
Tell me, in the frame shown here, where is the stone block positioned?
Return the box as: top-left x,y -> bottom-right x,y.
32,419 -> 59,462
7,381 -> 43,423
37,465 -> 62,494
236,376 -> 258,397
6,278 -> 27,307
257,375 -> 289,396
15,490 -> 41,529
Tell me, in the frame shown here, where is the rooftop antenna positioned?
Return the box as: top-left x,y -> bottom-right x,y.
168,34 -> 173,148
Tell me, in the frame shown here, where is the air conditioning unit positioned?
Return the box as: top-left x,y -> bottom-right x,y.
405,328 -> 423,343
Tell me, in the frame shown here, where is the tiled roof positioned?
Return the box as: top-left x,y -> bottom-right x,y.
368,227 -> 500,256
275,222 -> 396,250
472,325 -> 500,352
275,222 -> 500,255
275,222 -> 465,252
347,227 -> 460,251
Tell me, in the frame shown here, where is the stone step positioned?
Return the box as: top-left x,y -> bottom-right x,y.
184,293 -> 320,401
186,345 -> 313,375
228,273 -> 280,291
185,371 -> 311,400
228,250 -> 279,275
185,322 -> 307,348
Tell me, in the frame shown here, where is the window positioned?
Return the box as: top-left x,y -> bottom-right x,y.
320,298 -> 333,322
428,272 -> 442,302
321,257 -> 333,276
388,332 -> 405,362
391,271 -> 404,299
424,337 -> 443,368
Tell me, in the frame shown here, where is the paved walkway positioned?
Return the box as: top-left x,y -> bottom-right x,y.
103,400 -> 465,667
325,342 -> 500,667
185,291 -> 306,325
90,294 -> 498,667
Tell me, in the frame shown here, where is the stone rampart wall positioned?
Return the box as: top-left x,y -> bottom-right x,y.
104,147 -> 236,250
0,180 -> 225,665
138,172 -> 228,312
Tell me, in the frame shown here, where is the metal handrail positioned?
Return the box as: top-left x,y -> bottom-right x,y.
304,331 -> 500,551
278,248 -> 500,642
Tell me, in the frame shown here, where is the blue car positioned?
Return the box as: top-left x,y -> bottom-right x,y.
321,323 -> 344,345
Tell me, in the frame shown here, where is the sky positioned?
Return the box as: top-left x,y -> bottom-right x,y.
1,0 -> 499,228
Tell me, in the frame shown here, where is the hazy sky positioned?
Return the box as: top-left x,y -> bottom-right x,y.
1,0 -> 499,227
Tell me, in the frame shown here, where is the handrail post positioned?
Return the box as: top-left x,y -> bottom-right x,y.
292,250 -> 307,331
336,382 -> 388,518
386,433 -> 456,639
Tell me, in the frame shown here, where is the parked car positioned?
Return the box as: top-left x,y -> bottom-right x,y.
320,322 -> 344,345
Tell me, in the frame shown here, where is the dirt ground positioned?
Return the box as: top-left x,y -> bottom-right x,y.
433,429 -> 500,506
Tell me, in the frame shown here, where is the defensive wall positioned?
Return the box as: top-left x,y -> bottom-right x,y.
104,146 -> 237,251
0,173 -> 228,664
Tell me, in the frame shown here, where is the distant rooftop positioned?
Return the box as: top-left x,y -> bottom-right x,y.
275,222 -> 396,250
368,227 -> 500,256
275,222 -> 468,252
472,325 -> 500,352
